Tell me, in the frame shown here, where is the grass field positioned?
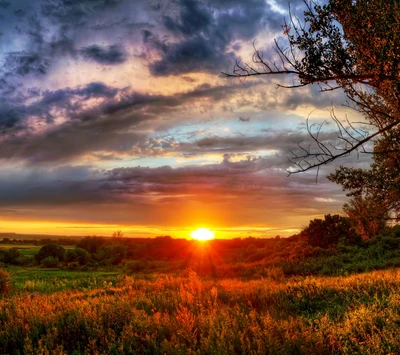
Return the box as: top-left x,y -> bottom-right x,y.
0,243 -> 74,256
2,235 -> 400,354
2,267 -> 400,354
8,267 -> 121,294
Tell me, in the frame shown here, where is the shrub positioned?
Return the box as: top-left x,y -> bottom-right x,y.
36,244 -> 65,264
95,245 -> 127,265
65,248 -> 91,265
3,248 -> 21,264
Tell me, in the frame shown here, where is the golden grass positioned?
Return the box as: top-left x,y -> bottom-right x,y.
2,269 -> 400,354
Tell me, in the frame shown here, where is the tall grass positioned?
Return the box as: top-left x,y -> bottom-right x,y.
1,269 -> 400,354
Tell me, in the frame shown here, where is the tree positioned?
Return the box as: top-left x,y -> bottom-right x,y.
342,195 -> 388,239
224,0 -> 400,174
112,230 -> 125,238
3,247 -> 21,264
328,134 -> 400,223
35,244 -> 65,264
301,214 -> 361,248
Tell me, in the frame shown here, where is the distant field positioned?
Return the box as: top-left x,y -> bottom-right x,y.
0,243 -> 74,256
0,233 -> 82,240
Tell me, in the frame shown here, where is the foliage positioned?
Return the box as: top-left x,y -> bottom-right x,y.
65,247 -> 91,265
95,245 -> 127,265
35,244 -> 65,264
3,248 -> 21,264
342,195 -> 388,239
301,214 -> 361,248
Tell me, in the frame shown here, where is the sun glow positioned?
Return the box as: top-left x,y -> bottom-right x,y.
190,228 -> 215,241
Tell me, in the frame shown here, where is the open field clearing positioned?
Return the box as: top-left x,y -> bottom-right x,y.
2,269 -> 400,354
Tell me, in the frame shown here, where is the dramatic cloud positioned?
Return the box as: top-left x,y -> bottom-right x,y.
145,0 -> 281,76
81,44 -> 127,65
0,0 -> 359,237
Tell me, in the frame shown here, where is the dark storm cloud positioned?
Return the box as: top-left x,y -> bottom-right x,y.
0,81 -> 121,131
147,33 -> 237,76
0,80 -> 266,160
41,0 -> 123,25
41,82 -> 119,106
146,0 -> 282,76
0,101 -> 26,129
0,156 -> 345,214
81,44 -> 127,65
162,0 -> 210,36
3,52 -> 50,76
0,0 -> 132,91
0,165 -> 106,206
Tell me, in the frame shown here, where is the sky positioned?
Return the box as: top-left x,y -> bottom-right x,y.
0,0 -> 371,239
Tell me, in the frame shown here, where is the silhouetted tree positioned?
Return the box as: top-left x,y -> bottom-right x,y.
301,214 -> 361,248
112,230 -> 124,238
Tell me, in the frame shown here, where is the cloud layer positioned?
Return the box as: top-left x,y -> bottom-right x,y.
0,0 -> 363,236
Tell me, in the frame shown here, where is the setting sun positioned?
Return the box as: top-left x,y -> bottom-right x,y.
190,228 -> 215,241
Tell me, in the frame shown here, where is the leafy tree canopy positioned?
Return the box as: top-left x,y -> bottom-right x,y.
301,214 -> 361,248
36,244 -> 65,264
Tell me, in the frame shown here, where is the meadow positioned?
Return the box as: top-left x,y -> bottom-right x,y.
2,268 -> 400,354
2,222 -> 400,354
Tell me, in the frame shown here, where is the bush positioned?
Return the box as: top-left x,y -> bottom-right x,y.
95,245 -> 127,265
65,248 -> 91,265
36,244 -> 65,264
0,268 -> 10,294
3,248 -> 21,264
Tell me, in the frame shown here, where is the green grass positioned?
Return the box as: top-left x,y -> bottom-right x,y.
0,244 -> 41,256
0,243 -> 74,256
7,266 -> 121,294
